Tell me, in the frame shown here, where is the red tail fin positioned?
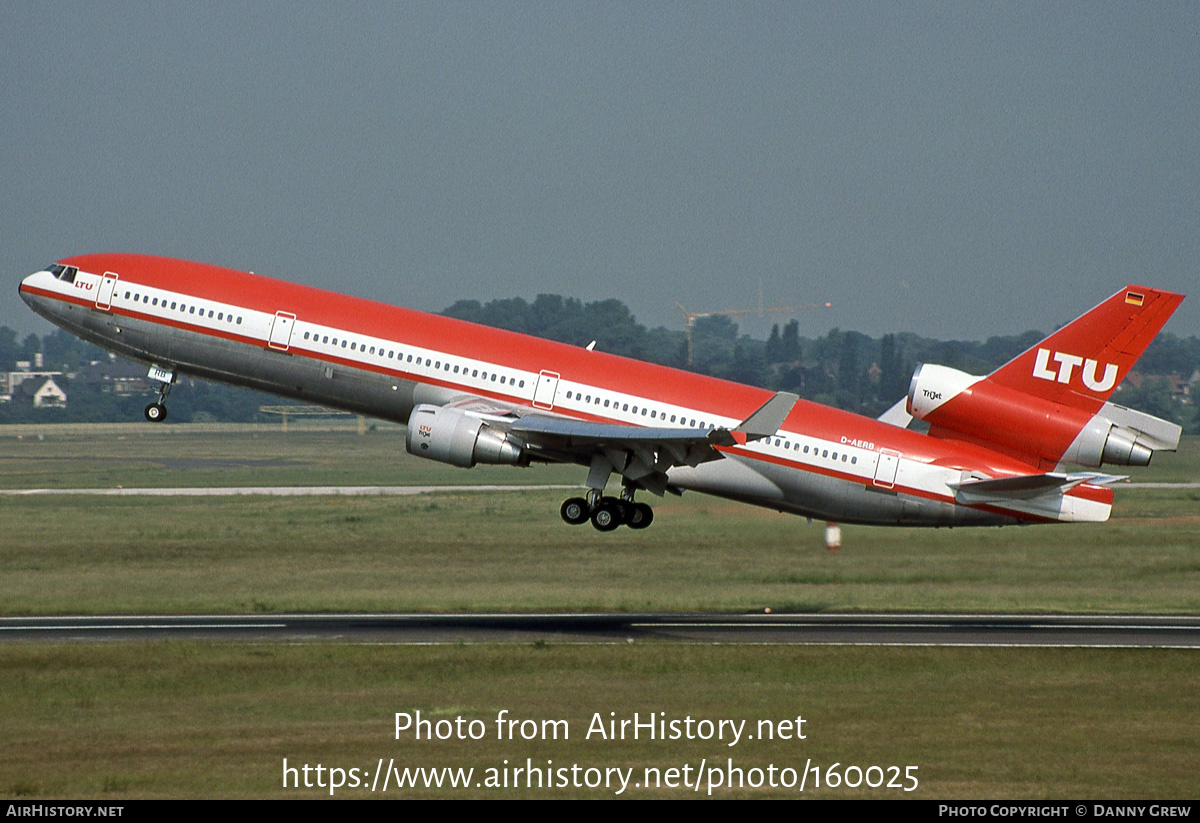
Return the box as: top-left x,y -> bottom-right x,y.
988,285 -> 1184,412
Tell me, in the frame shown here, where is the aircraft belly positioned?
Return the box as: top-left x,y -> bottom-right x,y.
672,452 -> 1018,527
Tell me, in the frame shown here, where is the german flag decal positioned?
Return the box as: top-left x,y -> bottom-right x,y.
1125,291 -> 1145,306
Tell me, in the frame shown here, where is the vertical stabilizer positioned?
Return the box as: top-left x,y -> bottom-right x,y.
988,286 -> 1184,412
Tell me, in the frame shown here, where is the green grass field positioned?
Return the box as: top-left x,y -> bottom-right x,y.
2,644 -> 1197,799
0,428 -> 1196,615
0,426 -> 1196,798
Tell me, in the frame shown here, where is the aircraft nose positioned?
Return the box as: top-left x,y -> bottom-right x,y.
19,271 -> 42,307
18,268 -> 58,316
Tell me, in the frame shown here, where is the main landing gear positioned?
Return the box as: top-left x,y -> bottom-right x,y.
144,367 -> 175,423
560,488 -> 654,532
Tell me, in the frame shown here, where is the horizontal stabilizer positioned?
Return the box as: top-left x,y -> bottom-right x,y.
876,398 -> 914,429
949,472 -> 1126,503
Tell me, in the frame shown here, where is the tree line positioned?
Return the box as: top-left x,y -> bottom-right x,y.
3,297 -> 1198,433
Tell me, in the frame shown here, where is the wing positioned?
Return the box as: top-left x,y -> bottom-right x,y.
500,391 -> 800,496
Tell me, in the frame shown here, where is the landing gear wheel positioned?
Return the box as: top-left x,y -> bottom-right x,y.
560,497 -> 590,525
144,402 -> 167,423
590,501 -> 622,532
601,496 -> 627,523
626,502 -> 654,530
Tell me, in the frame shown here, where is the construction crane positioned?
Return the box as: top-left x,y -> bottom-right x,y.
675,298 -> 832,367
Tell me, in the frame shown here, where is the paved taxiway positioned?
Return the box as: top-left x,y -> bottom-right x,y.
2,613 -> 1198,647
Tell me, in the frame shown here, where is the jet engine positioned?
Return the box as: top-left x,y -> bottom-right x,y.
906,364 -> 1177,468
405,404 -> 528,468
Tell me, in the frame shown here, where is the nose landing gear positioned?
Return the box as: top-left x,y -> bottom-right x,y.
143,367 -> 175,423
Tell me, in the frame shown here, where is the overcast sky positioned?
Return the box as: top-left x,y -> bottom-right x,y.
3,2 -> 1197,343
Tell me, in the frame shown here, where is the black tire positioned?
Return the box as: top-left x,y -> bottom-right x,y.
627,502 -> 654,530
560,497 -> 590,525
601,495 -> 627,522
590,501 -> 622,532
144,402 -> 167,422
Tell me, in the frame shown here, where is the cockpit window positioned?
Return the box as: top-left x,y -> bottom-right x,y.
46,264 -> 78,283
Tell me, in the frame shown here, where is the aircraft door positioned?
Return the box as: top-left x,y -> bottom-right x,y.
95,272 -> 118,311
533,370 -> 560,409
268,311 -> 296,351
873,448 -> 900,489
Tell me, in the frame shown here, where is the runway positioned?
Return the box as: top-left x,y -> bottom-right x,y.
2,613 -> 1198,647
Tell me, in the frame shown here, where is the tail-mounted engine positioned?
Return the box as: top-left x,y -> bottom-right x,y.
405,404 -> 528,468
906,364 -> 1179,468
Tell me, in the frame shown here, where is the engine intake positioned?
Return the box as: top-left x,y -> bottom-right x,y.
405,404 -> 527,468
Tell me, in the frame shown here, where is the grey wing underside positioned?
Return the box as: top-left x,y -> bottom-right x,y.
497,391 -> 800,496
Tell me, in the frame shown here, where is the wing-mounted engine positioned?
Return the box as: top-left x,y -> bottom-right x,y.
405,404 -> 528,468
906,363 -> 1180,468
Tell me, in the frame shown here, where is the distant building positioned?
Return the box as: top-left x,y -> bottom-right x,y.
2,361 -> 66,405
14,376 -> 67,408
80,359 -> 151,396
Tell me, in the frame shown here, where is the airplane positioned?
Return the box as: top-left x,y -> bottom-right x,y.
18,254 -> 1184,538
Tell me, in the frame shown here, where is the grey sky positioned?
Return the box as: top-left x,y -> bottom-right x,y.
3,2 -> 1197,343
